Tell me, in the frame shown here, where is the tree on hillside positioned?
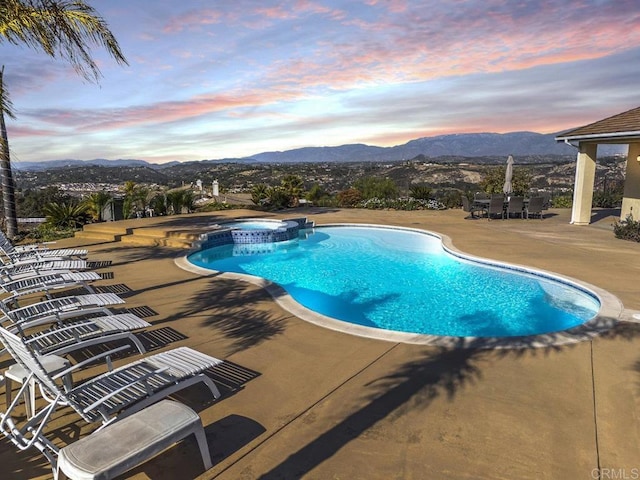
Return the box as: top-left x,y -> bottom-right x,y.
0,0 -> 128,238
280,174 -> 304,207
480,166 -> 531,196
354,177 -> 398,199
251,184 -> 268,205
17,185 -> 70,217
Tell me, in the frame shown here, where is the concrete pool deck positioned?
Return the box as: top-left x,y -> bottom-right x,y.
1,207 -> 639,479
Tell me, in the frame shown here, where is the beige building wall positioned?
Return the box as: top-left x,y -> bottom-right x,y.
570,143 -> 597,225
621,142 -> 640,221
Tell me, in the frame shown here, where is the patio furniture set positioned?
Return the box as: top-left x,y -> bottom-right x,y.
462,192 -> 550,220
0,232 -> 221,479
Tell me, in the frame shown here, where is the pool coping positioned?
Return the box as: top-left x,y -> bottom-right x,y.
175,222 -> 624,349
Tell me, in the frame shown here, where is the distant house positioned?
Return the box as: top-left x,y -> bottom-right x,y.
556,106 -> 640,224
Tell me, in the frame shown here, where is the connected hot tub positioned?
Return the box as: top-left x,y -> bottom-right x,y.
196,217 -> 313,249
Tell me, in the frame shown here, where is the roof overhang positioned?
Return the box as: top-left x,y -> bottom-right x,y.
555,130 -> 640,145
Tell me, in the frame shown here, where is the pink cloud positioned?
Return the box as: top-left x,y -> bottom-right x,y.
163,9 -> 223,33
27,85 -> 307,134
252,1 -> 640,95
6,124 -> 57,137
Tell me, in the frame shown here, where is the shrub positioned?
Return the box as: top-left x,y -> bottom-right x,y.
196,201 -> 235,212
613,215 -> 640,242
306,184 -> 326,203
353,177 -> 397,199
265,186 -> 291,209
251,184 -> 269,205
437,190 -> 464,209
166,189 -> 195,214
149,194 -> 167,216
552,194 -> 573,208
83,191 -> 112,222
409,185 -> 432,200
592,190 -> 623,208
29,223 -> 76,242
357,197 -> 445,211
337,188 -> 362,207
42,202 -> 90,229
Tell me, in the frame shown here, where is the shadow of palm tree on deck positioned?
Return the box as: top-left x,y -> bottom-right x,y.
257,320 -> 640,479
258,345 -> 484,479
154,278 -> 288,355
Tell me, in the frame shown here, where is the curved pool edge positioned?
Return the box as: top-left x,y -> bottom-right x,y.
175,222 -> 625,350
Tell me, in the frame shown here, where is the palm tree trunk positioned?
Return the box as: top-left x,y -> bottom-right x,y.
0,69 -> 17,239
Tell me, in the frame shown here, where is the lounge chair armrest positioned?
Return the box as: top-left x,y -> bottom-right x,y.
51,345 -> 133,379
18,307 -> 113,330
23,320 -> 96,344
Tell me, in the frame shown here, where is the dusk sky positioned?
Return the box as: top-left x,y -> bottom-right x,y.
2,0 -> 640,164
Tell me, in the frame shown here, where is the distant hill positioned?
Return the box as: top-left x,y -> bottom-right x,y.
14,158 -> 154,171
13,131 -> 627,170
247,132 -> 625,163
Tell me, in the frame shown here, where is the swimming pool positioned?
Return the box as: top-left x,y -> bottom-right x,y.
185,224 -> 603,340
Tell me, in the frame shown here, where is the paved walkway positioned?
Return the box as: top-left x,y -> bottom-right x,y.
1,207 -> 639,480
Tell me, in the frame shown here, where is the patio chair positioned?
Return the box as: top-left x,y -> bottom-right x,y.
0,325 -> 222,427
461,196 -> 486,219
486,196 -> 505,220
0,292 -> 125,330
506,196 -> 524,219
526,196 -> 545,219
1,390 -> 212,480
473,191 -> 489,202
540,191 -> 552,209
3,313 -> 150,417
0,231 -> 75,253
0,240 -> 87,266
0,233 -> 87,259
56,400 -> 212,480
1,271 -> 101,299
19,313 -> 150,357
0,259 -> 89,278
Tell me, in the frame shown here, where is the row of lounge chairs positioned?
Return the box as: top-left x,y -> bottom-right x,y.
0,233 -> 223,479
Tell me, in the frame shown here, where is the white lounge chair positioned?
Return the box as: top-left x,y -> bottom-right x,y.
20,313 -> 150,357
0,325 -> 222,426
1,271 -> 101,298
1,393 -> 212,480
0,260 -> 90,279
0,235 -> 87,263
0,293 -> 125,330
4,313 -> 150,417
56,400 -> 212,480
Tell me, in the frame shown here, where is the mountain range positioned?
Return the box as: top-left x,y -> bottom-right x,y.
13,131 -> 626,171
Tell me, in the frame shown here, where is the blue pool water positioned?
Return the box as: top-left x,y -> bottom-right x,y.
187,225 -> 600,338
222,220 -> 284,230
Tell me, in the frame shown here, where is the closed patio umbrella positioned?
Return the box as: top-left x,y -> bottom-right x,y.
503,155 -> 514,195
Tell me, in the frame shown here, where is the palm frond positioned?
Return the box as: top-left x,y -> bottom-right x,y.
0,0 -> 128,82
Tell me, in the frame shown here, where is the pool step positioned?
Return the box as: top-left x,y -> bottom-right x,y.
75,223 -> 133,242
75,217 -> 309,249
119,227 -> 202,249
76,223 -> 203,248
